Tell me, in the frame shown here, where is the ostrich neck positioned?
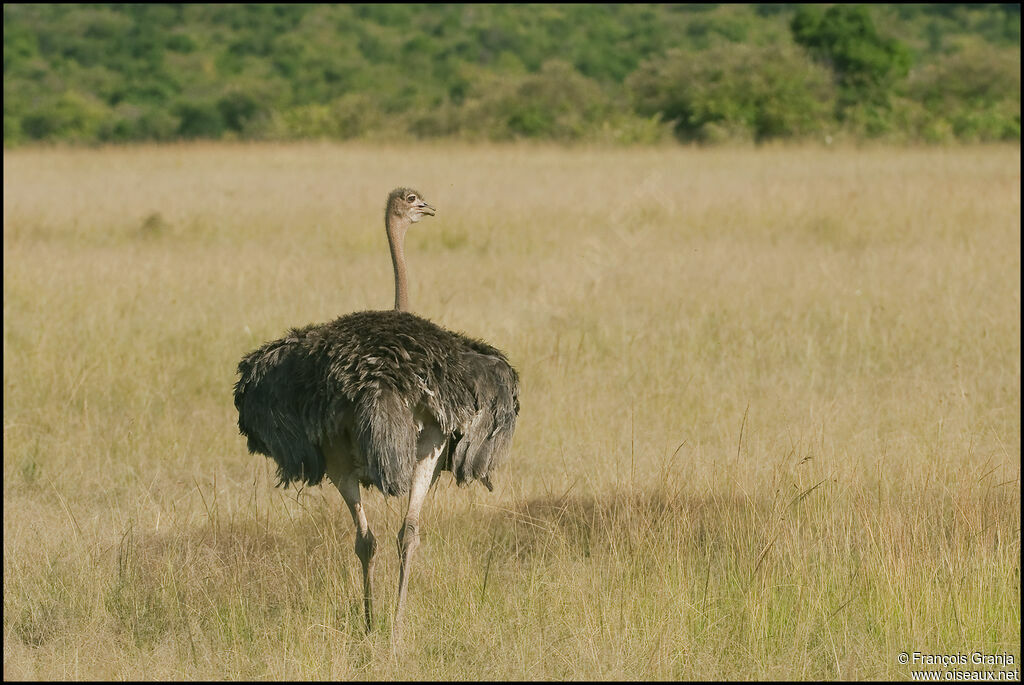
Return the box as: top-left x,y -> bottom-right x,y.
386,213 -> 411,311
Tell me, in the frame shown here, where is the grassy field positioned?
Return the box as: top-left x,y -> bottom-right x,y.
3,142 -> 1020,680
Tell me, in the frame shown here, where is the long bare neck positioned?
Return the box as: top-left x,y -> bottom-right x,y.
386,212 -> 410,311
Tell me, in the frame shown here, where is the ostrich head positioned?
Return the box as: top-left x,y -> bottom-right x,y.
385,187 -> 435,312
387,187 -> 435,225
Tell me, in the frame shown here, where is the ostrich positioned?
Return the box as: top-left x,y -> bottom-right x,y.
233,187 -> 519,636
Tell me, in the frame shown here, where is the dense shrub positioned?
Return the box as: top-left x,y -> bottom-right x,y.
463,60 -> 611,141
99,103 -> 179,142
174,100 -> 225,139
19,91 -> 109,142
628,45 -> 836,142
904,44 -> 1020,141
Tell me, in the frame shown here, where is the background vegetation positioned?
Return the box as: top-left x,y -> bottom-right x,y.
3,3 -> 1020,145
3,142 -> 1020,678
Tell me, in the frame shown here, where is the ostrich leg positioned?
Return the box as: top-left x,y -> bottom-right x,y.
393,435 -> 445,641
326,461 -> 377,631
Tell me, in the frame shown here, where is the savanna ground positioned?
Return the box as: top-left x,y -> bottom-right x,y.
3,142 -> 1020,680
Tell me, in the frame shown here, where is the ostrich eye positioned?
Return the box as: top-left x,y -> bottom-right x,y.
407,195 -> 416,202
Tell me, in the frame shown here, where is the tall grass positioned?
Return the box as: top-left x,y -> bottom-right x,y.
3,142 -> 1020,679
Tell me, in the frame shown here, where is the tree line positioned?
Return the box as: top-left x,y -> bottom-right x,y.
3,3 -> 1019,146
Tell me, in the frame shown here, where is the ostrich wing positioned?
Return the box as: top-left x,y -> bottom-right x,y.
448,350 -> 520,490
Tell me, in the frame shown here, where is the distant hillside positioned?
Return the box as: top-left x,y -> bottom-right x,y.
3,3 -> 1019,145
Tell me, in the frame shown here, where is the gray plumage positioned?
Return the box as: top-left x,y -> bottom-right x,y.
234,309 -> 519,496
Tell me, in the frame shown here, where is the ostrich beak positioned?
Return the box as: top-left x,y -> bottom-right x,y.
419,203 -> 436,216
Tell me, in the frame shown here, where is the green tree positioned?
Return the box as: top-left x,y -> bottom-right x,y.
791,4 -> 912,108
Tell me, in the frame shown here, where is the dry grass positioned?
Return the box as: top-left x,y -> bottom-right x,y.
3,141 -> 1020,679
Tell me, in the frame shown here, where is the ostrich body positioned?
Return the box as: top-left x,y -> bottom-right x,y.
233,188 -> 519,635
